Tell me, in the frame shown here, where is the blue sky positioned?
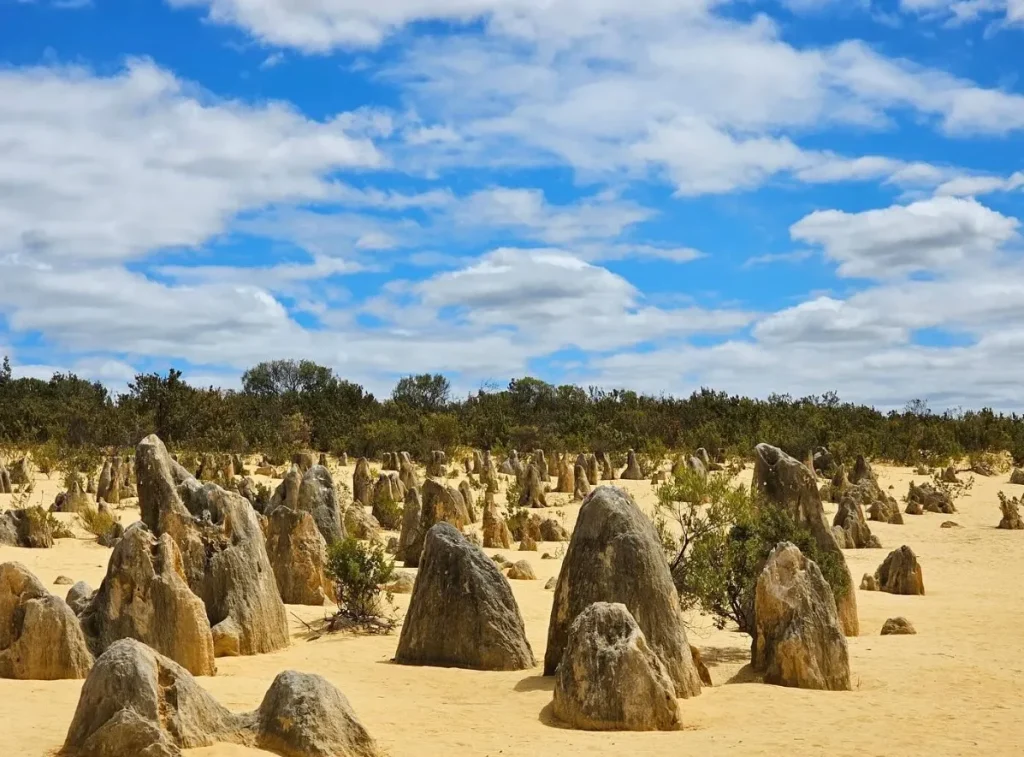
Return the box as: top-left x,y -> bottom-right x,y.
2,0 -> 1024,409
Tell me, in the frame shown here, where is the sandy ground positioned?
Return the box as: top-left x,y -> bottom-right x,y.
2,460 -> 1024,756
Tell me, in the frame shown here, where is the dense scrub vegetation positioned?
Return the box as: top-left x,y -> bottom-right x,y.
2,355 -> 1022,465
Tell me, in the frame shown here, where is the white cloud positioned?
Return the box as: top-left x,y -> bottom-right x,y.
406,247 -> 752,352
791,197 -> 1019,278
452,188 -> 652,244
0,58 -> 381,264
935,171 -> 1024,197
753,296 -> 910,346
900,0 -> 1024,26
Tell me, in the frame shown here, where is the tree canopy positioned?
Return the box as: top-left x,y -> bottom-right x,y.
1,356 -> 1021,466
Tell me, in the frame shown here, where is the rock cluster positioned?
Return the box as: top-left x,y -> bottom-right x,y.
60,639 -> 381,757
753,444 -> 859,636
544,486 -> 702,699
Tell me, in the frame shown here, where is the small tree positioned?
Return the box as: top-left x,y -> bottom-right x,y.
324,537 -> 396,633
656,467 -> 848,634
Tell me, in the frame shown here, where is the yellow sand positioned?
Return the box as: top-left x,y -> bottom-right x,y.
2,462 -> 1024,756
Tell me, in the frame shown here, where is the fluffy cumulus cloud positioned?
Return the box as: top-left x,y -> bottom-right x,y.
791,197 -> 1020,278
0,60 -> 382,265
3,0 -> 1024,407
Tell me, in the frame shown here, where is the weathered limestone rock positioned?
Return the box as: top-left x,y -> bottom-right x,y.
860,573 -> 879,591
135,435 -> 289,657
398,488 -> 423,566
371,471 -> 405,530
499,450 -> 518,476
344,506 -> 381,541
906,482 -> 955,515
254,669 -> 382,757
0,462 -> 11,493
849,455 -> 873,485
426,450 -> 447,478
61,639 -> 383,757
386,571 -> 415,594
595,451 -> 615,481
998,494 -> 1024,529
545,486 -> 702,699
481,452 -> 499,494
295,465 -> 345,545
875,545 -> 925,595
695,447 -> 712,469
270,465 -> 302,512
832,496 -> 881,549
291,451 -> 316,473
78,524 -> 215,676
579,454 -> 599,488
540,518 -> 569,542
0,562 -> 93,680
0,506 -> 54,548
556,457 -> 575,493
519,464 -> 548,508
481,492 -> 512,550
61,639 -> 242,756
942,466 -> 961,484
839,478 -> 903,526
532,450 -> 550,482
60,477 -> 93,514
686,455 -> 707,480
1011,468 -> 1024,485
690,645 -> 713,687
552,602 -> 681,731
519,534 -> 538,551
881,617 -> 916,635
752,543 -> 851,691
353,458 -> 372,507
265,507 -> 332,606
573,464 -> 591,501
812,447 -> 835,475
620,449 -> 643,480
399,456 -> 420,492
66,581 -> 94,616
506,560 -> 536,580
395,523 -> 535,670
753,443 -> 859,636
458,480 -> 477,523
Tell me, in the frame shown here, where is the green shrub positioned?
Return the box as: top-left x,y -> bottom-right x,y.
657,467 -> 848,634
373,496 -> 403,530
325,537 -> 395,622
77,507 -> 117,539
47,512 -> 75,539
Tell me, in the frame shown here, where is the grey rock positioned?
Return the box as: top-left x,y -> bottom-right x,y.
0,562 -> 92,680
395,523 -> 535,671
265,507 -> 332,606
875,545 -> 925,595
753,443 -> 859,636
753,542 -> 851,691
544,486 -> 702,699
552,602 -> 680,731
78,524 -> 215,676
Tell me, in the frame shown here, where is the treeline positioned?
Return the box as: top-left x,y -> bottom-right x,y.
1,356 -> 1022,466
